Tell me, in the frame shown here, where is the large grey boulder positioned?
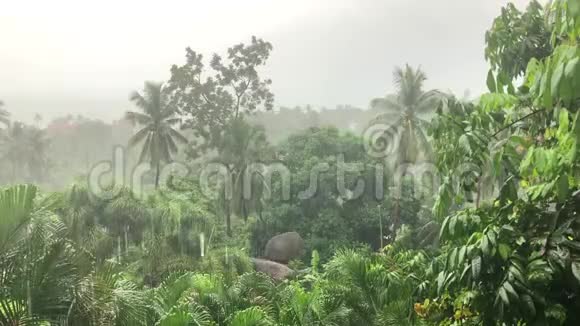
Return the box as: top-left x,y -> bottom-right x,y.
251,258 -> 295,281
264,231 -> 304,264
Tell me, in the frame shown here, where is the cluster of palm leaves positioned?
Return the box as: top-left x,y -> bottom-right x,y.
0,185 -> 148,325
369,65 -> 441,166
125,82 -> 188,189
145,248 -> 428,326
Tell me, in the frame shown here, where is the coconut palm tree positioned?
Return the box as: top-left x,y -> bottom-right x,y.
370,65 -> 441,166
370,65 -> 441,238
126,81 -> 188,188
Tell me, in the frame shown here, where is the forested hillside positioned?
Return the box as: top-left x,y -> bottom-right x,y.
1,0 -> 580,325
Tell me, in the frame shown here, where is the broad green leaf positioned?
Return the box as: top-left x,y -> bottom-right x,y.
503,282 -> 519,301
458,246 -> 467,266
472,256 -> 482,280
507,82 -> 515,95
574,111 -> 580,141
460,264 -> 471,282
449,216 -> 457,237
487,230 -> 497,247
575,56 -> 580,92
496,73 -> 504,94
525,58 -> 542,88
551,62 -> 565,98
487,70 -> 497,93
509,262 -> 525,283
499,244 -> 511,260
521,294 -> 536,317
558,110 -> 570,135
481,235 -> 490,256
459,134 -> 471,154
542,58 -> 553,109
570,0 -> 580,21
448,248 -> 457,268
499,286 -> 509,305
437,271 -> 446,295
572,261 -> 580,284
563,57 -> 579,103
565,57 -> 579,80
520,146 -> 535,174
560,78 -> 573,104
440,215 -> 450,239
573,111 -> 580,162
557,174 -> 569,203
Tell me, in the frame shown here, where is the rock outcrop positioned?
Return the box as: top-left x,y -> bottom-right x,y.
251,258 -> 295,281
264,231 -> 304,264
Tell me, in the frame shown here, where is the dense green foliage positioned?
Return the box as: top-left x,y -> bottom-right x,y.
1,1 -> 580,325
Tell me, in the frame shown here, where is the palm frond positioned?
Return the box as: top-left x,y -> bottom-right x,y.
228,306 -> 273,326
125,111 -> 153,125
129,91 -> 151,114
0,185 -> 37,251
411,119 -> 433,159
137,134 -> 152,163
370,95 -> 404,112
129,126 -> 152,148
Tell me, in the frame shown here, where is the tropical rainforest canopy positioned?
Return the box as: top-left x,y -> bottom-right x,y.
1,1 -> 580,325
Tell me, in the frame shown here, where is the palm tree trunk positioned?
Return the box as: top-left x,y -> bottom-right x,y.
117,235 -> 122,263
225,201 -> 232,237
27,280 -> 32,317
154,161 -> 161,189
475,177 -> 482,208
379,205 -> 384,249
179,219 -> 184,255
124,225 -> 129,254
392,196 -> 401,240
258,206 -> 264,223
242,200 -> 248,221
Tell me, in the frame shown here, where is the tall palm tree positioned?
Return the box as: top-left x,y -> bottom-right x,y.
370,65 -> 441,239
370,65 -> 440,165
126,82 -> 188,188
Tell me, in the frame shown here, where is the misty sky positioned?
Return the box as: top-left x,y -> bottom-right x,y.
1,0 -> 535,123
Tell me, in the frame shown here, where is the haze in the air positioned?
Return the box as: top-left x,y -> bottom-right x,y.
2,0 -> 535,123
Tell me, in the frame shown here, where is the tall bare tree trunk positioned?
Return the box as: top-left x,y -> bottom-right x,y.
379,204 -> 384,249
117,235 -> 122,263
392,196 -> 401,239
475,177 -> 482,208
124,225 -> 129,254
225,202 -> 232,237
154,161 -> 161,189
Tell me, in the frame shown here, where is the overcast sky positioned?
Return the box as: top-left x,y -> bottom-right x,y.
1,0 -> 536,123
